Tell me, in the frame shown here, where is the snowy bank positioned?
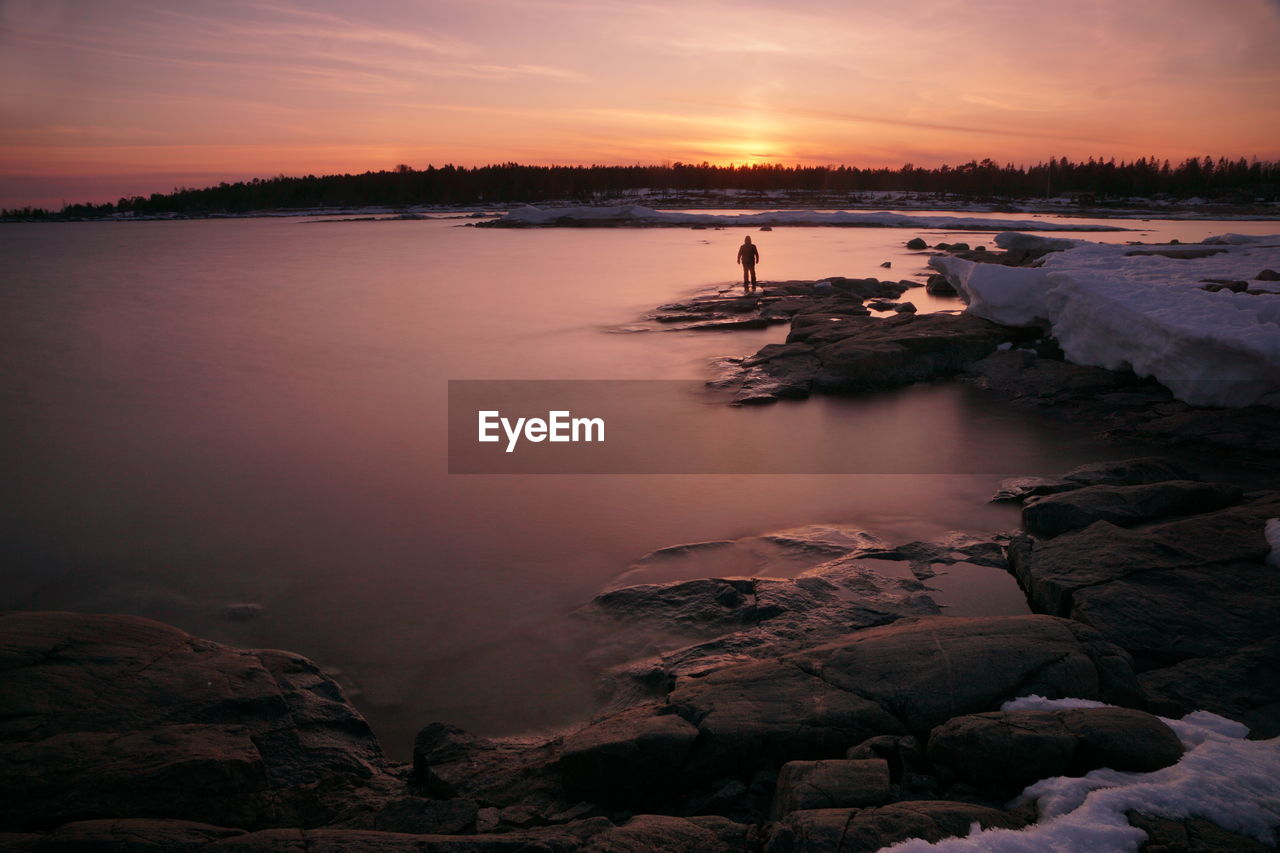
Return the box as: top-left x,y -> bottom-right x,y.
931,233 -> 1280,407
885,696 -> 1280,852
484,204 -> 1130,231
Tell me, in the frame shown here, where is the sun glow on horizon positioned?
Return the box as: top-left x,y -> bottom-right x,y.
2,0 -> 1278,208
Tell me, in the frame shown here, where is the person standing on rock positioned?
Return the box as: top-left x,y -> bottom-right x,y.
737,235 -> 760,292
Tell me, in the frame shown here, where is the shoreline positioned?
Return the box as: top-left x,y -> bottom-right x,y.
4,235 -> 1279,850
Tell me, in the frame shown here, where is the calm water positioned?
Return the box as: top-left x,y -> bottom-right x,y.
3,212 -> 1275,757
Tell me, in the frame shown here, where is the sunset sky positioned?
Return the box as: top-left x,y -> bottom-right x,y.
3,0 -> 1279,209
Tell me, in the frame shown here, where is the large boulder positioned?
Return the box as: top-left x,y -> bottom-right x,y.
926,707 -> 1183,797
668,615 -> 1140,782
0,612 -> 386,831
1022,480 -> 1243,538
765,801 -> 1025,853
1008,493 -> 1280,668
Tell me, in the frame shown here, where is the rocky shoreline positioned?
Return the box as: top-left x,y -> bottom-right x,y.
4,239 -> 1279,851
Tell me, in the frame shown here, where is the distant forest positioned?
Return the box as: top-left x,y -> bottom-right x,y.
7,156 -> 1279,219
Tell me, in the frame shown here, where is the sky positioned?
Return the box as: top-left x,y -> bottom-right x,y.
2,0 -> 1279,209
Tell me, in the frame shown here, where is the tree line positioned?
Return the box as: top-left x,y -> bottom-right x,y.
6,156 -> 1278,220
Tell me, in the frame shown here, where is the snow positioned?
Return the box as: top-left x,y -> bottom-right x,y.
883,697 -> 1280,853
1267,518 -> 1280,568
493,204 -> 1130,231
930,233 -> 1280,407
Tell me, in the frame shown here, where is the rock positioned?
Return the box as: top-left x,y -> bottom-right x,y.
906,238 -> 928,250
582,814 -> 743,852
822,277 -> 910,300
1257,268 -> 1280,281
667,615 -> 1140,782
1008,493 -> 1280,667
845,735 -> 928,785
925,274 -> 957,295
1059,457 -> 1199,488
560,706 -> 699,807
926,707 -> 1182,797
947,242 -> 970,252
801,313 -> 1012,393
475,807 -> 501,833
372,798 -> 478,834
1139,638 -> 1280,737
1128,810 -> 1273,852
765,801 -> 1025,853
991,476 -> 1079,503
222,603 -> 263,622
879,261 -> 891,268
965,350 -> 1128,399
867,300 -> 898,311
731,344 -> 821,404
893,302 -> 917,313
1022,480 -> 1244,538
0,612 -> 386,831
769,759 -> 891,818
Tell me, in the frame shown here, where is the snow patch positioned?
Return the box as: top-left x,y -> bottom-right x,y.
929,233 -> 1280,407
883,700 -> 1280,853
493,205 -> 1130,231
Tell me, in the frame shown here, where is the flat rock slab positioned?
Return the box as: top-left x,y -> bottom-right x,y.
765,801 -> 1026,853
0,612 -> 386,831
667,614 -> 1140,782
720,312 -> 1017,403
992,456 -> 1199,503
926,707 -> 1183,796
1022,480 -> 1243,538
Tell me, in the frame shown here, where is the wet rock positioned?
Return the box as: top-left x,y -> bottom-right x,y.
893,302 -> 917,313
1257,268 -> 1280,281
769,759 -> 891,818
0,612 -> 386,831
995,457 -> 1200,503
1022,480 -> 1243,538
822,277 -> 910,300
668,614 -> 1140,782
765,801 -> 1025,853
800,313 -> 1012,394
906,238 -> 928,250
925,274 -> 957,295
222,603 -> 263,622
927,707 -> 1182,797
966,350 -> 1128,398
560,706 -> 698,807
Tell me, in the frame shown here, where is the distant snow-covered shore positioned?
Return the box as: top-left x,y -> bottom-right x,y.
482,204 -> 1133,231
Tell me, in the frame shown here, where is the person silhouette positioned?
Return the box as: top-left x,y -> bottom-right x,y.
737,235 -> 760,292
